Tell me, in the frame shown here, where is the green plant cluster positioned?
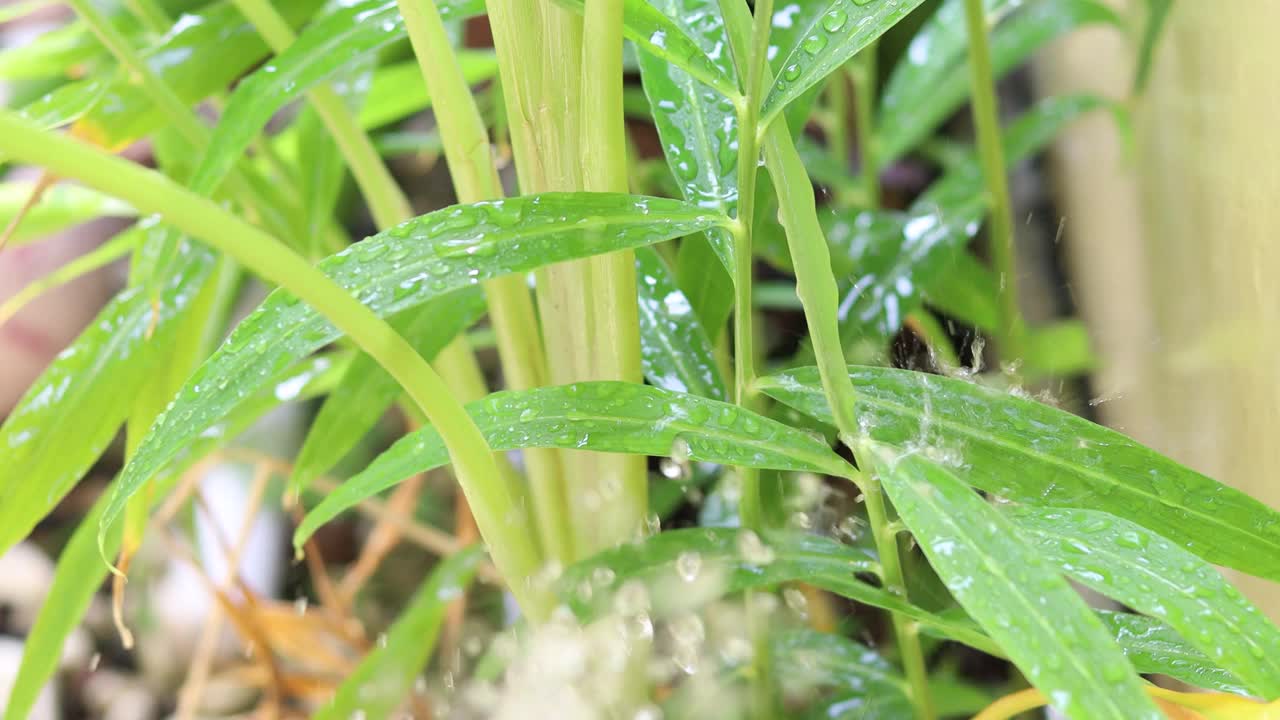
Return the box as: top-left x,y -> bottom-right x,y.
5,0 -> 1270,718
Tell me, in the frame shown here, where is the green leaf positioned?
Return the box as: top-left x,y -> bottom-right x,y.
313,546 -> 483,720
878,0 -> 1122,163
0,352 -> 344,720
1007,506 -> 1280,698
556,527 -> 1002,655
760,0 -> 928,128
636,0 -> 738,272
290,289 -> 486,491
0,244 -> 215,557
0,180 -> 135,247
1023,320 -> 1096,376
359,53 -> 499,129
864,444 -> 1162,720
1098,611 -> 1250,696
635,247 -> 728,400
296,383 -> 853,544
19,0 -> 323,148
920,251 -> 999,331
190,0 -> 483,196
104,193 -> 728,549
758,366 -> 1280,581
675,234 -> 734,336
551,0 -> 740,98
1133,0 -> 1174,93
773,629 -> 913,719
0,20 -> 112,80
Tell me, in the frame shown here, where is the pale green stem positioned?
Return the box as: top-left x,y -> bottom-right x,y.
961,0 -> 1022,357
394,0 -> 573,567
852,43 -> 879,204
0,111 -> 553,618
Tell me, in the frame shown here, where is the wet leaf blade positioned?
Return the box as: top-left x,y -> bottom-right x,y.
635,247 -> 728,400
866,444 -> 1161,720
314,546 -> 483,720
760,0 -> 928,127
636,0 -> 738,272
0,354 -> 343,720
0,246 -> 215,557
555,526 -> 1002,656
758,365 -> 1280,581
878,0 -> 1123,164
0,180 -> 135,247
773,629 -> 913,718
103,193 -> 728,546
551,0 -> 739,98
296,383 -> 853,545
190,0 -> 483,195
1007,506 -> 1280,698
1099,611 -> 1251,696
675,231 -> 734,334
290,289 -> 486,491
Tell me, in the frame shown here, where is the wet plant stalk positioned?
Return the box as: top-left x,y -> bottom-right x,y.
230,0 -> 542,578
962,0 -> 1022,357
0,110 -> 554,619
394,0 -> 573,569
716,1 -> 934,714
717,0 -> 775,714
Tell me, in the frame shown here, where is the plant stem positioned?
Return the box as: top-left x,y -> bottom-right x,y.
0,110 -> 553,619
576,0 -> 648,555
394,0 -> 573,566
961,0 -> 1022,357
716,1 -> 934,713
124,0 -> 171,33
852,44 -> 879,204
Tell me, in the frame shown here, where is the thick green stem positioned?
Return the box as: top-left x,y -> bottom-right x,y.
394,0 -> 573,566
0,111 -> 552,619
961,0 -> 1022,357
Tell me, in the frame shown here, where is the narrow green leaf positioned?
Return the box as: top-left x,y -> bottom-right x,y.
290,289 -> 486,491
760,0 -> 928,128
17,0 -> 323,148
1007,506 -> 1280,698
1132,0 -> 1174,93
359,53 -> 499,129
773,629 -> 913,719
0,180 -> 135,248
675,234 -> 734,336
878,0 -> 1122,164
0,20 -> 112,80
919,251 -> 999,331
556,526 -> 1003,656
551,0 -> 740,98
1098,611 -> 1250,696
635,247 -> 728,400
296,383 -> 853,543
865,444 -> 1161,719
189,0 -> 482,196
104,194 -> 728,548
833,94 -> 1115,344
1023,320 -> 1096,376
758,366 -> 1280,581
636,0 -> 738,272
0,245 -> 215,557
314,546 -> 483,720
0,353 -> 344,720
